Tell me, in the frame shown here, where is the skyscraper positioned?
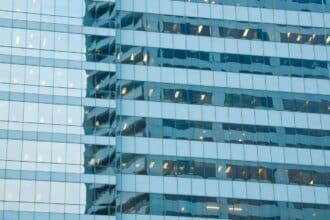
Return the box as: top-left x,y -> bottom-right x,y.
1,0 -> 330,219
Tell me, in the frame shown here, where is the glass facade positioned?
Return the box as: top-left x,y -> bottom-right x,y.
0,0 -> 329,220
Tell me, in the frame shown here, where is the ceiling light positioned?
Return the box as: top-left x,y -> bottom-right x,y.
206,205 -> 220,210
309,179 -> 314,185
135,163 -> 140,168
95,120 -> 100,127
130,53 -> 135,61
123,123 -> 128,130
117,52 -> 121,60
225,166 -> 231,173
287,32 -> 291,38
200,94 -> 206,101
149,161 -> 155,169
326,35 -> 330,44
121,87 -> 127,95
143,53 -> 148,63
163,162 -> 169,169
180,207 -> 185,212
296,35 -> 302,41
197,25 -> 203,33
228,207 -> 242,211
89,158 -> 96,165
258,168 -> 264,174
217,165 -> 222,173
174,91 -> 180,98
122,163 -> 127,168
148,88 -> 154,97
242,29 -> 249,37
